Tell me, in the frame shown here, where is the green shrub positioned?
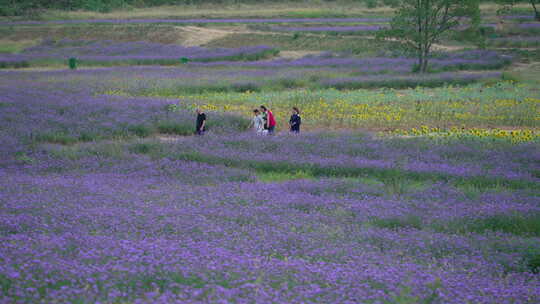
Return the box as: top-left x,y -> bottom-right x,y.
367,216 -> 423,230
528,253 -> 540,274
231,82 -> 260,93
129,142 -> 162,155
157,121 -> 193,136
257,170 -> 313,183
366,0 -> 378,9
501,71 -> 522,83
128,124 -> 155,137
78,131 -> 101,142
0,61 -> 30,69
34,132 -> 78,145
438,213 -> 540,237
205,113 -> 250,133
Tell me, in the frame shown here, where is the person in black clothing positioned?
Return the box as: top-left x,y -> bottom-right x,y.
195,108 -> 207,135
289,106 -> 301,133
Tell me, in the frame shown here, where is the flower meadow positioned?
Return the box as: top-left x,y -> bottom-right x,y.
0,39 -> 511,71
0,40 -> 278,68
0,17 -> 391,26
1,4 -> 540,299
1,51 -> 540,303
119,72 -> 538,132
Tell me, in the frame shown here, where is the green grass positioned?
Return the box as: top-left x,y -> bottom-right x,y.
0,24 -> 187,44
33,131 -> 78,145
0,48 -> 280,69
528,253 -> 540,273
363,212 -> 540,239
0,61 -> 30,69
204,33 -> 401,56
127,124 -> 155,137
12,2 -> 393,21
436,213 -> 540,237
257,170 -> 314,183
156,121 -> 194,136
366,216 -> 424,230
0,39 -> 40,53
488,38 -> 540,48
172,150 -> 540,191
142,81 -> 540,131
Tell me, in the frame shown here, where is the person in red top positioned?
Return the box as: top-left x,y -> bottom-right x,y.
260,105 -> 276,135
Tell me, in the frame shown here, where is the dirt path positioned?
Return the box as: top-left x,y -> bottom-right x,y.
178,23 -> 469,53
178,26 -> 326,58
157,134 -> 192,142
178,25 -> 332,47
179,26 -> 240,47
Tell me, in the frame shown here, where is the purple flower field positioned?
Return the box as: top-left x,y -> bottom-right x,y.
0,17 -> 391,26
321,71 -> 503,89
187,50 -> 510,73
1,64 -> 540,303
517,23 -> 540,30
0,40 -> 277,65
501,15 -> 536,20
488,36 -> 540,47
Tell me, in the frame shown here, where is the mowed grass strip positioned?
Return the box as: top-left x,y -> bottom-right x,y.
168,150 -> 540,191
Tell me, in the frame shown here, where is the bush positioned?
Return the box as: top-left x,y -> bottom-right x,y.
129,142 -> 162,155
157,120 -> 194,136
501,71 -> 522,83
128,124 -> 155,137
231,82 -> 260,93
528,253 -> 540,274
33,132 -> 78,145
0,61 -> 30,69
78,131 -> 101,142
207,113 -> 250,132
438,213 -> 540,237
366,0 -> 378,8
367,216 -> 423,230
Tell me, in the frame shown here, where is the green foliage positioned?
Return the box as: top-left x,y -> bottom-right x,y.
438,213 -> 540,237
0,40 -> 40,54
78,131 -> 101,142
157,120 -> 194,136
501,71 -> 522,83
257,170 -> 314,183
0,61 -> 30,69
366,0 -> 378,9
0,0 -> 340,16
33,132 -> 78,145
368,216 -> 423,230
388,285 -> 420,304
378,0 -> 480,73
128,142 -> 161,155
495,0 -> 540,21
0,274 -> 12,297
14,152 -> 36,165
127,124 -> 155,137
527,252 -> 540,273
174,149 -> 540,192
68,57 -> 77,70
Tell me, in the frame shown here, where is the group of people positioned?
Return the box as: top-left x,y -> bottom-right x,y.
195,105 -> 301,135
249,105 -> 301,135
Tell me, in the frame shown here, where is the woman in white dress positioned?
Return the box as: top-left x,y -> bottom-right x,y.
249,109 -> 266,135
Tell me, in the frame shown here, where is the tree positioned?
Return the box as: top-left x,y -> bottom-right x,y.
497,0 -> 540,21
378,0 -> 480,73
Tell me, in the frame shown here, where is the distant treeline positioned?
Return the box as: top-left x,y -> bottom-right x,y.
1,0 -> 400,16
